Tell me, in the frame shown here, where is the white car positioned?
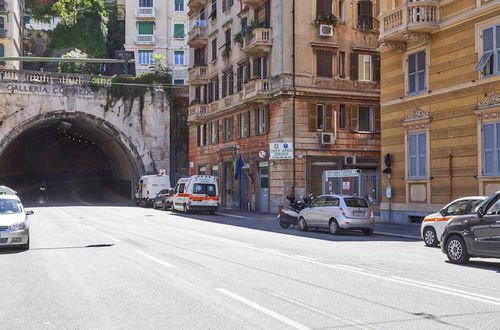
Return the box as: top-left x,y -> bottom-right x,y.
421,196 -> 486,247
0,194 -> 33,250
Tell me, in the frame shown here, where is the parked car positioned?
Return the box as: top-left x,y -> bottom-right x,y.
297,194 -> 374,235
0,194 -> 34,250
441,192 -> 500,264
153,189 -> 174,210
421,196 -> 486,247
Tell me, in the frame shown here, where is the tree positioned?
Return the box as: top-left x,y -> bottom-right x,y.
58,48 -> 100,74
149,54 -> 171,78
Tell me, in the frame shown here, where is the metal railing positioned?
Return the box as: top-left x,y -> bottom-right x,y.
0,69 -> 112,87
135,34 -> 155,44
135,7 -> 155,17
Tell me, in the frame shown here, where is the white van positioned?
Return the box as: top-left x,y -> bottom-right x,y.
171,176 -> 219,214
135,174 -> 171,207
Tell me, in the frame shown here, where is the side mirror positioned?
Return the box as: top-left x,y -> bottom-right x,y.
439,209 -> 447,216
25,210 -> 34,216
477,206 -> 485,218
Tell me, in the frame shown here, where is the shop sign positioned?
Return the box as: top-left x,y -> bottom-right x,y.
325,169 -> 361,181
259,162 -> 269,167
269,142 -> 293,159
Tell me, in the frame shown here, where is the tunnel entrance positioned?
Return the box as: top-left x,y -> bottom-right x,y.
0,114 -> 143,205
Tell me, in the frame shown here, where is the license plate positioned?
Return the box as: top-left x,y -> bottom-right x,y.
353,211 -> 365,216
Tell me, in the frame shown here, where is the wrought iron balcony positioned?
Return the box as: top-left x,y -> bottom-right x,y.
188,24 -> 208,49
380,1 -> 439,42
135,7 -> 155,18
243,79 -> 272,105
242,28 -> 272,56
188,65 -> 208,85
187,104 -> 207,124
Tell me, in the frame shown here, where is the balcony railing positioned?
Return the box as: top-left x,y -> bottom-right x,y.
188,65 -> 208,85
135,7 -> 155,18
242,28 -> 272,56
135,34 -> 155,44
187,0 -> 207,11
380,1 -> 439,41
187,104 -> 207,123
188,24 -> 208,48
0,69 -> 112,87
243,78 -> 272,104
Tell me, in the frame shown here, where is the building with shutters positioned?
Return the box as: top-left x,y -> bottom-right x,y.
124,0 -> 189,83
0,0 -> 24,70
378,0 -> 500,223
187,0 -> 380,212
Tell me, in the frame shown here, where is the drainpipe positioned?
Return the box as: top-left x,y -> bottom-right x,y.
292,0 -> 296,195
448,154 -> 453,201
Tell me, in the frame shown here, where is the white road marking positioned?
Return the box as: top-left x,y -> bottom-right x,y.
216,288 -> 310,330
136,250 -> 174,268
216,212 -> 250,219
98,231 -> 120,243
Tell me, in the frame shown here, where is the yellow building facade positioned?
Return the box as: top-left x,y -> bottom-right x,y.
379,0 -> 500,223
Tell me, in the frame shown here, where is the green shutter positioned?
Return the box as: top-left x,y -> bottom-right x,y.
138,22 -> 154,35
174,24 -> 185,38
175,0 -> 183,4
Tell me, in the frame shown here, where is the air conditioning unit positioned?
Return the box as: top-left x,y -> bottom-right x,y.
320,132 -> 335,145
318,24 -> 334,37
345,156 -> 356,165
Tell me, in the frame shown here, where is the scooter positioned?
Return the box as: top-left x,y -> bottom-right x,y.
277,194 -> 314,229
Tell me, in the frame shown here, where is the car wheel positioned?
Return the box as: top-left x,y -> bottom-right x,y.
329,219 -> 340,235
423,227 -> 438,247
446,235 -> 470,264
153,202 -> 158,209
162,203 -> 169,211
298,217 -> 308,232
183,204 -> 188,213
362,229 -> 373,236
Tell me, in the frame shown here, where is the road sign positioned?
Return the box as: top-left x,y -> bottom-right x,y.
259,150 -> 267,158
269,142 -> 293,159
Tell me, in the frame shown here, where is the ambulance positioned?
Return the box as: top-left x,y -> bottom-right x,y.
171,176 -> 219,214
135,174 -> 171,207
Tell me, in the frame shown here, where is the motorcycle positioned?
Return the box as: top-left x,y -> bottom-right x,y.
277,194 -> 315,229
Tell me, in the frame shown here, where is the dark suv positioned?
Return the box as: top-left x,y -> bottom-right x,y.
441,192 -> 500,264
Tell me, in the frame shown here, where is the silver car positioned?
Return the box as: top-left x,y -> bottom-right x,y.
0,195 -> 33,250
297,194 -> 374,235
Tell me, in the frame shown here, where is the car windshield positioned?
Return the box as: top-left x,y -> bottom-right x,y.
193,183 -> 217,197
343,197 -> 368,208
0,199 -> 22,214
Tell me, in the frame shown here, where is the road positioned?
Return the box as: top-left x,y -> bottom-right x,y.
2,197 -> 500,329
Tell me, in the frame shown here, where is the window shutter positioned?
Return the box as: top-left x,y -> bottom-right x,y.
208,81 -> 213,103
373,54 -> 380,82
484,124 -> 495,175
325,104 -> 333,130
262,56 -> 268,77
195,87 -> 201,100
138,21 -> 154,34
222,73 -> 227,98
229,71 -> 234,95
222,0 -> 226,12
418,132 -> 426,177
225,28 -> 231,45
317,50 -> 332,78
253,58 -> 259,77
215,78 -> 220,100
409,134 -> 417,177
374,106 -> 381,132
309,104 -> 317,131
264,0 -> 271,27
174,24 -> 185,38
351,105 -> 358,132
350,52 -> 358,80
254,109 -> 259,135
197,126 -> 201,146
237,67 -> 242,91
203,85 -> 208,103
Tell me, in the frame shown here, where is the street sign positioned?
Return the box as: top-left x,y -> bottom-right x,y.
269,142 -> 293,159
341,169 -> 360,177
325,169 -> 360,181
258,150 -> 267,158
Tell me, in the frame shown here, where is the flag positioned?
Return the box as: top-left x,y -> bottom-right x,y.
234,154 -> 245,180
240,0 -> 244,11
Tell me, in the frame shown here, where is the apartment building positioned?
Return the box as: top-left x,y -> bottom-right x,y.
0,0 -> 24,69
379,0 -> 500,223
187,0 -> 381,212
125,0 -> 189,82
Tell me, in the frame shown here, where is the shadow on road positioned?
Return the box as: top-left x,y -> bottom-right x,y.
0,244 -> 114,254
445,260 -> 500,273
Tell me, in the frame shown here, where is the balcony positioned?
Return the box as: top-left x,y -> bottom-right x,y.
135,34 -> 155,45
188,25 -> 208,49
0,29 -> 6,38
242,0 -> 265,9
187,104 -> 207,124
380,1 -> 439,42
135,7 -> 155,18
187,0 -> 207,11
188,65 -> 208,85
243,79 -> 272,105
242,28 -> 272,56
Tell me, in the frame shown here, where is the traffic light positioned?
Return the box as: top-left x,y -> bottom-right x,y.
383,153 -> 392,174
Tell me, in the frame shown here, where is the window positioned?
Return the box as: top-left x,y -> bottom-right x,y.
222,0 -> 234,12
408,132 -> 427,178
174,24 -> 185,38
316,0 -> 333,17
339,0 -> 345,24
194,48 -> 206,66
309,104 -> 334,131
139,0 -> 153,7
474,25 -> 500,77
226,70 -> 234,95
211,165 -> 219,180
317,50 -> 333,78
338,51 -> 345,77
358,54 -> 372,81
138,21 -> 154,35
240,112 -> 249,138
178,183 -> 185,193
254,56 -> 268,78
138,50 -> 153,65
173,79 -> 184,85
210,121 -> 218,144
194,183 -> 217,196
323,196 -> 340,207
209,0 -> 217,20
257,106 -> 268,135
174,0 -> 184,11
444,200 -> 469,216
358,106 -> 373,132
211,38 -> 217,61
339,104 -> 346,129
197,124 -> 207,146
224,117 -> 233,141
208,78 -> 219,102
0,17 -> 4,30
174,50 -> 184,65
357,1 -> 373,30
483,122 -> 500,176
408,50 -> 426,95
198,166 -> 207,175
343,197 -> 368,208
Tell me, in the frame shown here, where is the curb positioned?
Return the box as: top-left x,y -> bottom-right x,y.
374,231 -> 422,240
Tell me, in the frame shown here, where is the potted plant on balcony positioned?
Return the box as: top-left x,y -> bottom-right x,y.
190,98 -> 201,107
311,13 -> 338,28
233,31 -> 244,46
222,44 -> 232,60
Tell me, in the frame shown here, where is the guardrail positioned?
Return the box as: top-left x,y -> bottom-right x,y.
0,69 -> 112,87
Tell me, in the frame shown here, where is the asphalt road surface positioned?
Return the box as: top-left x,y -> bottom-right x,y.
2,194 -> 500,329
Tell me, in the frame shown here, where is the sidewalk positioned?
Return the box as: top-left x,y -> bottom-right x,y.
215,208 -> 422,240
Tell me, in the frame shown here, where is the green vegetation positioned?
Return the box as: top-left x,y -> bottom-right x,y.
58,49 -> 100,74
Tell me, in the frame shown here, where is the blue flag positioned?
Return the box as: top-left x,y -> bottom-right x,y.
234,154 -> 245,180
